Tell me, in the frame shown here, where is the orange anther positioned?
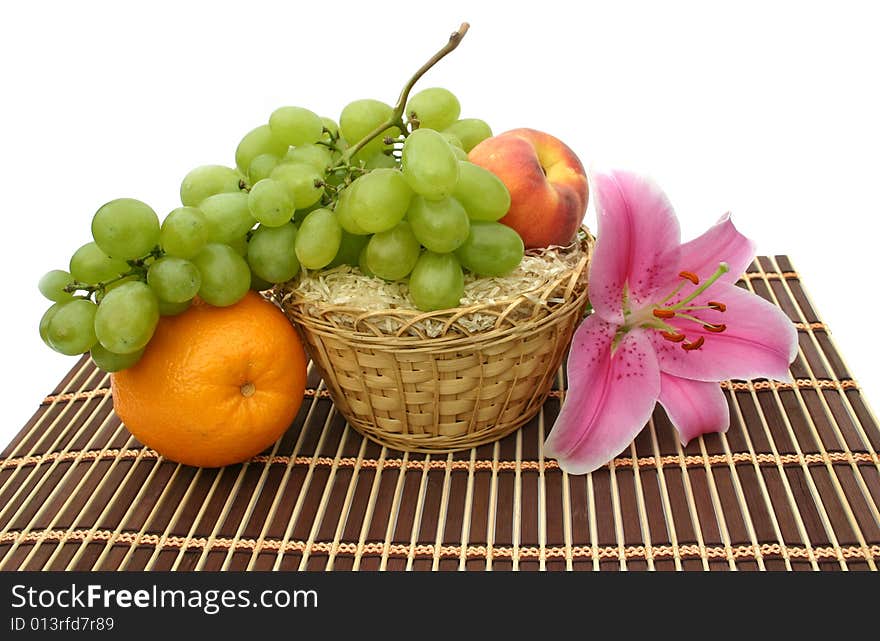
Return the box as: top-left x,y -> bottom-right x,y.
682,336 -> 705,351
660,331 -> 686,343
708,301 -> 726,312
705,323 -> 727,333
679,271 -> 700,285
652,308 -> 675,319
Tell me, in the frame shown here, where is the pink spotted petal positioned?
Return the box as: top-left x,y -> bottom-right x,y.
676,213 -> 757,285
658,373 -> 730,444
545,315 -> 660,475
589,170 -> 682,324
652,282 -> 798,382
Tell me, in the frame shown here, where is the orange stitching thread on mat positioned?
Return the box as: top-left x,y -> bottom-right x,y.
2,448 -> 877,472
546,379 -> 859,398
40,387 -> 335,405
720,379 -> 859,392
793,322 -> 828,331
2,529 -> 877,563
41,376 -> 858,406
40,388 -> 112,405
0,448 -> 150,468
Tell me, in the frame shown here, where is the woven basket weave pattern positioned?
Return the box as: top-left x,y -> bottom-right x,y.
276,236 -> 593,452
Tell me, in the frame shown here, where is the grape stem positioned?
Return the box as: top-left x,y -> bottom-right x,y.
66,270 -> 137,297
64,247 -> 162,298
335,22 -> 470,167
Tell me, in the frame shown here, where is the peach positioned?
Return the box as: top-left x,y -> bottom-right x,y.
468,128 -> 588,249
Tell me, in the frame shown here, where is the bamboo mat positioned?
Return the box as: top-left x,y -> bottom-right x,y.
1,256 -> 878,572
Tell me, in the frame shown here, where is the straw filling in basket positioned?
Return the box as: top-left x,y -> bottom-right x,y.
276,237 -> 587,339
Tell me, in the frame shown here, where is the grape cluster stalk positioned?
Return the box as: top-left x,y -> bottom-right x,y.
37,22 -> 527,373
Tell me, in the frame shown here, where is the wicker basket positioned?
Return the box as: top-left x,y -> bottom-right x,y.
274,232 -> 593,453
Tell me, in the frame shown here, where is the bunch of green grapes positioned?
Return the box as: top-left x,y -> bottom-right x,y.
320,88 -> 523,311
38,86 -> 524,373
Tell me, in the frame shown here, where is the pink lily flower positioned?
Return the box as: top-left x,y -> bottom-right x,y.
545,169 -> 798,475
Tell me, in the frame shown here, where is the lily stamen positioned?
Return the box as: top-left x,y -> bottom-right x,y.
679,270 -> 700,285
653,308 -> 675,319
671,263 -> 729,310
682,336 -> 705,351
708,301 -> 726,312
705,323 -> 726,333
661,331 -> 685,342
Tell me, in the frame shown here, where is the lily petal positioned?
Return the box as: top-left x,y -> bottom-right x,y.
676,213 -> 757,284
658,373 -> 730,444
589,170 -> 682,324
545,315 -> 660,475
652,282 -> 798,382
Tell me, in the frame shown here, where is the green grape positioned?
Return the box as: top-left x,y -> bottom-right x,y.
347,169 -> 412,233
364,152 -> 398,170
339,99 -> 399,159
407,196 -> 470,253
91,198 -> 160,260
69,242 -> 129,285
441,132 -> 464,149
409,252 -> 465,311
180,165 -> 241,207
340,99 -> 391,143
321,117 -> 339,140
329,231 -> 370,268
192,244 -> 251,306
246,223 -> 300,283
158,298 -> 192,316
270,162 -> 323,209
247,154 -> 280,186
90,343 -> 144,372
443,118 -> 493,152
235,124 -> 288,174
333,183 -> 369,235
293,202 -> 323,225
453,161 -> 511,221
456,221 -> 524,277
406,87 -> 461,131
269,106 -> 324,147
38,269 -> 74,303
95,274 -> 139,304
441,132 -> 468,160
94,281 -> 159,354
248,178 -> 294,227
357,247 -> 374,277
295,209 -> 342,269
364,222 -> 420,280
284,144 -> 333,171
199,192 -> 255,244
250,271 -> 273,292
401,128 -> 460,200
46,299 -> 99,355
39,303 -> 63,346
147,257 -> 201,303
160,206 -> 209,259
228,235 -> 249,256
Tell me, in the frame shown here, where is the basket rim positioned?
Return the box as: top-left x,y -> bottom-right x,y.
275,229 -> 594,341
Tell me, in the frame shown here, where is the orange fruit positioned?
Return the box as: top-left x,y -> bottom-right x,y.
111,292 -> 307,467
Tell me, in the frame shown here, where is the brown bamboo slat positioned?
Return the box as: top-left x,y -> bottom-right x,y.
1,256 -> 878,571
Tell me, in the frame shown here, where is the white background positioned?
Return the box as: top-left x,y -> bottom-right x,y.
1,0 -> 878,449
